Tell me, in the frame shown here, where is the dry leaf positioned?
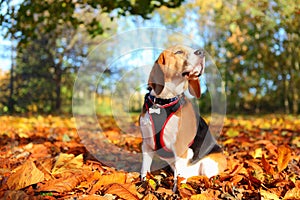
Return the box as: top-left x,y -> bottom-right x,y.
80,194 -> 110,200
90,172 -> 126,194
190,192 -> 215,200
178,186 -> 194,199
262,154 -> 275,175
37,172 -> 89,193
283,188 -> 300,199
104,183 -> 139,200
277,146 -> 292,172
231,174 -> 244,185
143,193 -> 159,200
260,189 -> 280,200
157,187 -> 173,195
52,154 -> 83,175
7,160 -> 44,190
2,190 -> 31,200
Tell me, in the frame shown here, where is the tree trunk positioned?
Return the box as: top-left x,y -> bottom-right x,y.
283,74 -> 290,114
55,65 -> 62,112
290,69 -> 299,114
8,41 -> 15,113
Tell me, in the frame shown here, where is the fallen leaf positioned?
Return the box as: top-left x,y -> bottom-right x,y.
2,190 -> 31,200
52,154 -> 83,175
37,172 -> 89,193
226,128 -> 239,137
90,171 -> 126,194
292,136 -> 300,148
231,174 -> 244,185
51,153 -> 75,173
283,187 -> 300,200
260,189 -> 280,200
190,192 -> 215,200
148,179 -> 157,190
277,146 -> 292,172
262,154 -> 275,175
157,187 -> 173,195
81,194 -> 111,200
104,183 -> 139,200
7,160 -> 44,190
143,193 -> 159,200
178,186 -> 194,199
251,148 -> 262,159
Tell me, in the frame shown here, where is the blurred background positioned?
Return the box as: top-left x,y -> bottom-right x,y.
0,0 -> 299,115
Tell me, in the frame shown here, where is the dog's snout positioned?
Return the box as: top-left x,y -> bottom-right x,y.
194,49 -> 205,57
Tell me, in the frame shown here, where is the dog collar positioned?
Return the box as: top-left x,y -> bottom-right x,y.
148,94 -> 179,106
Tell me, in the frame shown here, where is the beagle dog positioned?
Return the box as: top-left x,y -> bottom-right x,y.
139,45 -> 227,190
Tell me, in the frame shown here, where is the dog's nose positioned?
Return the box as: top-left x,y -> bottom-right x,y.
194,49 -> 205,57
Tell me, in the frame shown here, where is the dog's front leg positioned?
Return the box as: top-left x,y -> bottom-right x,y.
141,143 -> 154,180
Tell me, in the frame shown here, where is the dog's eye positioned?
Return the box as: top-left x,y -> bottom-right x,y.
175,50 -> 184,55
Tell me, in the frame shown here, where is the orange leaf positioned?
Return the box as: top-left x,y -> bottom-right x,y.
143,193 -> 159,200
231,175 -> 244,185
52,154 -> 83,175
90,172 -> 126,194
277,145 -> 292,172
37,172 -> 89,193
2,190 -> 31,199
260,189 -> 280,200
190,191 -> 215,200
81,195 -> 110,200
262,154 -> 275,175
7,160 -> 44,190
283,188 -> 300,199
104,183 -> 139,200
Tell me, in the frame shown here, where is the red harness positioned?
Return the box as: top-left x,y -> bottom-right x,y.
144,93 -> 186,158
143,92 -> 223,162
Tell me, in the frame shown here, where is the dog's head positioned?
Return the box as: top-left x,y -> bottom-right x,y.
148,45 -> 205,98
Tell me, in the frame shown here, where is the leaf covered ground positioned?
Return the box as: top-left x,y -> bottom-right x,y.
0,115 -> 299,199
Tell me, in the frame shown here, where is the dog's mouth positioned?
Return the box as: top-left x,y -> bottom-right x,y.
182,71 -> 201,79
182,64 -> 203,80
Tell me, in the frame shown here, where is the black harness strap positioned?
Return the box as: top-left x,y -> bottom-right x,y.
144,93 -> 186,158
189,115 -> 223,164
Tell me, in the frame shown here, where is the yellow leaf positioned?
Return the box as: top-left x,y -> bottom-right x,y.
148,179 -> 157,190
52,154 -> 83,175
277,146 -> 292,172
251,148 -> 262,159
292,136 -> 300,148
260,189 -> 280,200
226,128 -> 239,137
90,172 -> 126,194
104,183 -> 139,200
283,188 -> 300,200
7,160 -> 44,190
223,138 -> 235,145
190,192 -> 215,200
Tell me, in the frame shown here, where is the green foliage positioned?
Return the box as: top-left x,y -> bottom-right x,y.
0,0 -> 184,114
0,0 -> 184,43
0,0 -> 299,114
156,0 -> 300,114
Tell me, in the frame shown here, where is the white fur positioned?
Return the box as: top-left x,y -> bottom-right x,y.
140,106 -> 220,181
152,80 -> 186,99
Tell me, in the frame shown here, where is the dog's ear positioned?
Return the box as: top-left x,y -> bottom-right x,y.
148,53 -> 165,95
189,53 -> 205,98
188,79 -> 201,98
